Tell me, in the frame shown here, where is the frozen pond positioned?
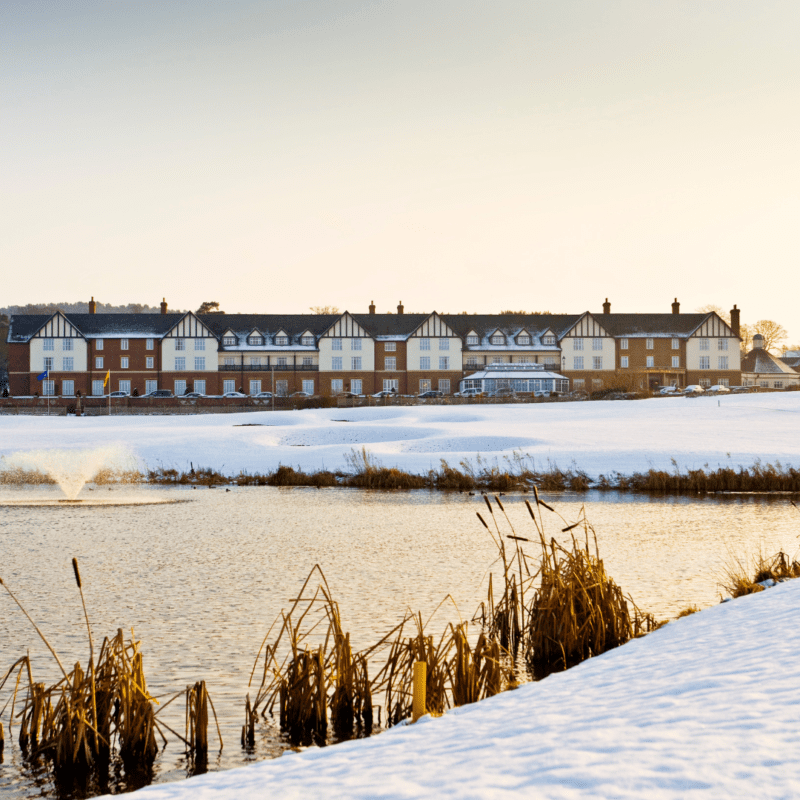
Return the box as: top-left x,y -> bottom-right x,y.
1,485 -> 798,797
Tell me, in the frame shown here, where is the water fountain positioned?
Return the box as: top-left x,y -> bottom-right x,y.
0,445 -> 182,506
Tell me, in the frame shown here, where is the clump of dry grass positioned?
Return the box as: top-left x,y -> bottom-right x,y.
721,547 -> 800,598
676,605 -> 700,618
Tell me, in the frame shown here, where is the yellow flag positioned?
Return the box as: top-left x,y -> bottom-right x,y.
103,370 -> 110,387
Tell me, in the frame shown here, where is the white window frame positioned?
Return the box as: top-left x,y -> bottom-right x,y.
119,380 -> 131,395
592,338 -> 603,351
352,338 -> 362,350
439,356 -> 450,370
573,356 -> 584,370
249,380 -> 262,395
223,336 -> 236,346
621,356 -> 629,368
302,357 -> 313,366
620,338 -> 628,350
332,338 -> 343,350
672,338 -> 680,350
195,357 -> 206,370
275,335 -> 289,346
718,339 -> 728,351
42,380 -> 55,396
672,356 -> 680,368
699,338 -> 710,351
62,357 -> 74,371
332,356 -> 343,371
223,379 -> 236,393
120,357 -> 129,369
351,357 -> 362,370
96,339 -> 104,350
385,357 -> 396,370
43,338 -> 54,351
351,378 -> 362,394
420,338 -> 431,351
277,357 -> 288,368
194,379 -> 206,394
573,338 -> 584,351
331,379 -> 343,393
718,356 -> 729,370
646,338 -> 654,350
175,357 -> 186,371
490,335 -> 505,345
517,335 -> 530,345
646,356 -> 654,368
302,379 -> 314,394
92,380 -> 105,396
145,379 -> 158,394
195,338 -> 205,351
699,356 -> 710,370
121,339 -> 129,350
301,335 -> 314,346
276,380 -> 288,396
62,380 -> 75,396
385,342 -> 397,351
175,338 -> 185,351
95,357 -> 104,369
63,338 -> 73,351
466,335 -> 479,346
146,338 -> 154,350
439,338 -> 450,350
543,335 -> 555,346
438,379 -> 450,394
592,356 -> 602,370
420,356 -> 431,370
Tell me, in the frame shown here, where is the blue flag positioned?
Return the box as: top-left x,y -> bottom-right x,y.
36,370 -> 49,381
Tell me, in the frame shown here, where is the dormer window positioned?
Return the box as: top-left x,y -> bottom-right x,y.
543,336 -> 555,346
301,335 -> 314,346
222,336 -> 236,346
248,335 -> 264,346
275,335 -> 289,346
466,335 -> 479,346
517,335 -> 531,345
490,334 -> 505,345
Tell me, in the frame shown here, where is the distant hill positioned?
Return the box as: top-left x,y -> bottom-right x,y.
1,302 -> 186,316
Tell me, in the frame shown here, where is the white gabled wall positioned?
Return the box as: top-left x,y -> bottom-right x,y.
30,337 -> 88,372
319,313 -> 374,371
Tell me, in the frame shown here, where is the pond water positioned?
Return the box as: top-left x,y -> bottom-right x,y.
1,485 -> 798,798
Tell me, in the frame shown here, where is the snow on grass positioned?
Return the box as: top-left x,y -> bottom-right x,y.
1,393 -> 799,478
120,580 -> 800,799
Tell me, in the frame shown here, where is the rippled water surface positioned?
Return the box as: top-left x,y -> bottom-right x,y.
1,485 -> 798,797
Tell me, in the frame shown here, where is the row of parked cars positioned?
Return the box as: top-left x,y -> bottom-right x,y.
101,390 -> 312,399
657,384 -> 751,397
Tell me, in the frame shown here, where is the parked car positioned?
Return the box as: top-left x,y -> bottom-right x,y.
183,392 -> 205,398
107,391 -> 129,398
706,384 -> 731,394
417,390 -> 443,399
371,390 -> 396,398
290,391 -> 312,397
489,387 -> 516,399
684,385 -> 705,397
455,388 -> 483,398
659,386 -> 682,396
222,391 -> 247,398
730,386 -> 751,394
139,389 -> 174,398
254,391 -> 274,398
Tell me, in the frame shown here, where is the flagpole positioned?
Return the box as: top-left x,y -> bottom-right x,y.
108,371 -> 111,416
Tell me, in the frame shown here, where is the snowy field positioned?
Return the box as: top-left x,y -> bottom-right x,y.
118,580 -> 800,800
1,393 -> 799,478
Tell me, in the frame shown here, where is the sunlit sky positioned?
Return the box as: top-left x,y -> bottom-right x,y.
3,1 -> 798,342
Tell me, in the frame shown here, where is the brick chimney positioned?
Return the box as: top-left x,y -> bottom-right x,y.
88,296 -> 97,314
729,304 -> 740,337
369,300 -> 376,315
602,298 -> 610,314
160,297 -> 168,315
671,298 -> 680,314
397,301 -> 404,315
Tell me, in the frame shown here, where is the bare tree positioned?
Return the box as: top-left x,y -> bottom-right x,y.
499,310 -> 554,315
696,304 -> 754,353
309,305 -> 339,315
753,320 -> 788,353
196,301 -> 223,314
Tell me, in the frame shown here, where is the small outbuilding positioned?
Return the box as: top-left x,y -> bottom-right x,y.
741,335 -> 800,389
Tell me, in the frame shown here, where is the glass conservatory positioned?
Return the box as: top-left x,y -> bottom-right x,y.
459,363 -> 569,395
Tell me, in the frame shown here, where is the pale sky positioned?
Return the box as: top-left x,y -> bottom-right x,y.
2,1 -> 798,342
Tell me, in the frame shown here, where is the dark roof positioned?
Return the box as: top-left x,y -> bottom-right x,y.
441,314 -> 581,338
351,313 -> 431,337
779,356 -> 800,370
742,348 -> 795,375
594,313 -> 711,337
8,313 -> 184,341
198,314 -> 339,337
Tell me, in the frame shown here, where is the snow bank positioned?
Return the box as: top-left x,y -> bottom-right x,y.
122,580 -> 800,799
1,393 -> 799,478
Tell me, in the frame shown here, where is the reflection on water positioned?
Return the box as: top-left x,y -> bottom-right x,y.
1,485 -> 798,798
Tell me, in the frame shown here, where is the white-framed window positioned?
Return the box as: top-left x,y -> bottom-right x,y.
439,338 -> 449,350
332,338 -> 343,350
352,338 -> 362,350
43,338 -> 54,351
223,379 -> 236,393
621,356 -> 629,368
718,378 -> 730,387
573,356 -> 584,370
517,335 -> 530,345
301,335 -> 314,346
573,338 -> 584,351
175,357 -> 186,371
672,356 -> 680,368
490,335 -> 504,345
43,356 -> 54,371
351,379 -> 362,394
302,357 -> 313,366
121,339 -> 129,350
543,335 -> 555,346
620,338 -> 628,349
275,335 -> 289,346
146,338 -> 154,350
174,380 -> 187,396
672,338 -> 680,350
195,338 -> 205,351
385,342 -> 397,351
120,357 -> 129,369
63,338 -> 73,351
332,357 -> 343,371
718,356 -> 729,370
276,380 -> 288,396
592,357 -> 602,370
249,357 -> 261,366
351,357 -> 362,370
466,335 -> 479,345
302,380 -> 314,394
699,356 -> 710,369
248,335 -> 264,346
466,356 -> 478,367
224,357 -> 235,366
646,338 -> 654,350
119,380 -> 131,395
62,357 -> 74,371
62,380 -> 74,396
592,338 -> 603,351
249,380 -> 262,395
699,338 -> 710,351
517,356 -> 530,364
277,357 -> 288,367
718,339 -> 728,351
439,356 -> 450,370
438,379 -> 450,394
194,380 -> 206,394
383,379 -> 398,392
646,356 -> 654,368
331,379 -> 343,393
759,380 -> 769,388
700,378 -> 712,388
42,380 -> 55,396
195,357 -> 206,370
419,379 -> 431,393
385,357 -> 396,370
175,338 -> 185,351
96,339 -> 104,350
420,356 -> 431,370
420,338 -> 431,350
774,381 -> 783,389
92,380 -> 104,396
95,357 -> 104,369
145,380 -> 157,394
223,336 -> 236,346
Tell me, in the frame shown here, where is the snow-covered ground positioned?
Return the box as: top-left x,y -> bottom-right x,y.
120,580 -> 800,799
1,393 -> 799,478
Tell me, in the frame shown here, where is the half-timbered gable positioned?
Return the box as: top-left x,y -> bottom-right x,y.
404,313 -> 461,372
162,313 -> 218,372
317,313 -> 375,373
28,312 -> 88,373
